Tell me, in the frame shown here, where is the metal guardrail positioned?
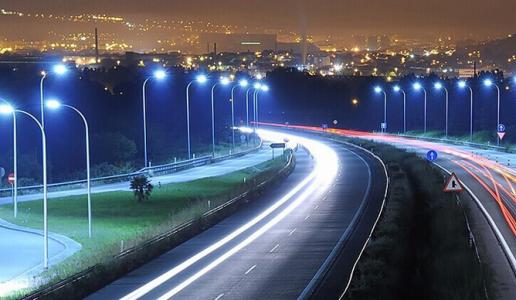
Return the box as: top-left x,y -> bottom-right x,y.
0,137 -> 263,196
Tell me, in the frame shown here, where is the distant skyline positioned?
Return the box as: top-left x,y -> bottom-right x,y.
0,0 -> 515,39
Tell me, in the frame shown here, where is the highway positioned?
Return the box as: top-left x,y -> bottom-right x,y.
263,123 -> 516,299
87,128 -> 387,299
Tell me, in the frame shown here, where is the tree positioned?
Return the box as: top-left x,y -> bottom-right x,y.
130,175 -> 153,202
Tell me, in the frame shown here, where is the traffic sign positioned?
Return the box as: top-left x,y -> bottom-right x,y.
426,150 -> 438,161
333,119 -> 338,125
443,173 -> 463,192
270,143 -> 286,149
380,123 -> 387,129
497,132 -> 506,140
497,124 -> 506,133
7,173 -> 15,185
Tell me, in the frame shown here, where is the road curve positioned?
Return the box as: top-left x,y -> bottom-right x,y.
87,128 -> 387,299
262,123 -> 516,300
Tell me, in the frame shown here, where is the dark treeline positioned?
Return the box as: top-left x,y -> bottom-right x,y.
0,64 -> 513,185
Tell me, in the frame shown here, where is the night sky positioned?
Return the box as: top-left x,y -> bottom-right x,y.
0,0 -> 515,38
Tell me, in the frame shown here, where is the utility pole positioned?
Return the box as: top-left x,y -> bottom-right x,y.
95,28 -> 99,63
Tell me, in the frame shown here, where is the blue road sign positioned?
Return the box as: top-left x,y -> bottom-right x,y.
497,124 -> 506,133
426,150 -> 438,161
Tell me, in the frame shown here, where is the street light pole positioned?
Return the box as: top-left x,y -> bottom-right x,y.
434,83 -> 449,138
185,81 -> 194,159
245,87 -> 253,127
142,77 -> 150,168
1,108 -> 48,268
382,91 -> 387,133
230,85 -> 238,150
484,80 -> 501,146
467,86 -> 473,141
210,83 -> 220,157
57,104 -> 91,238
40,73 -> 47,128
393,86 -> 406,133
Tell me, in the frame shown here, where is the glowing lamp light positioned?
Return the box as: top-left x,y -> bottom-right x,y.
239,79 -> 249,87
0,104 -> 14,114
261,85 -> 269,92
254,82 -> 262,89
153,70 -> 167,80
52,64 -> 68,75
393,85 -> 401,92
220,77 -> 231,85
46,99 -> 62,109
458,80 -> 467,88
483,79 -> 493,87
374,86 -> 382,93
196,74 -> 208,83
434,82 -> 443,89
413,82 -> 422,90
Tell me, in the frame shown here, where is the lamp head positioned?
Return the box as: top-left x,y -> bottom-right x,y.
458,80 -> 467,88
52,64 -> 68,75
434,82 -> 443,90
413,82 -> 422,90
220,77 -> 231,85
261,85 -> 269,92
374,86 -> 382,93
153,69 -> 167,80
196,74 -> 208,83
46,99 -> 62,109
393,85 -> 401,92
483,79 -> 493,87
239,79 -> 249,87
254,82 -> 262,89
0,104 -> 14,114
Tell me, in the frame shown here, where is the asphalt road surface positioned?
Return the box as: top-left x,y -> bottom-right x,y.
88,128 -> 387,300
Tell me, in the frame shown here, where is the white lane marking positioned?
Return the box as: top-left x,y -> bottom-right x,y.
120,129 -> 322,300
154,130 -> 339,300
304,215 -> 311,220
214,293 -> 225,300
288,228 -> 297,236
244,264 -> 257,275
270,244 -> 280,253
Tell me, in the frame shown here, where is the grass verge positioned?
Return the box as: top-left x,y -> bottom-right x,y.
337,138 -> 491,300
0,153 -> 290,299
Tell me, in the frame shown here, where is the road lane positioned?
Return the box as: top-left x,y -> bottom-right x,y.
88,128 -> 387,300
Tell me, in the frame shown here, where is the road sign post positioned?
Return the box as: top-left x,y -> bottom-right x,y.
426,150 -> 438,162
270,143 -> 286,159
8,172 -> 15,212
497,123 -> 506,143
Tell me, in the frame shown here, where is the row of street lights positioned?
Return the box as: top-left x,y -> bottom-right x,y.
142,71 -> 269,165
374,77 -> 516,144
0,64 -> 269,269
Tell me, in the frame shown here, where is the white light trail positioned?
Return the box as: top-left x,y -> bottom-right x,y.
122,129 -> 338,300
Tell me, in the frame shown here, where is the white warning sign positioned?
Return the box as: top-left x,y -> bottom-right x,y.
443,173 -> 463,193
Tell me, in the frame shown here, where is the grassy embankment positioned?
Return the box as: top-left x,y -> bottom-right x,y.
0,154 -> 288,299
336,137 -> 491,300
404,130 -> 515,151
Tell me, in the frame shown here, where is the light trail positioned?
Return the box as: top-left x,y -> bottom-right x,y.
259,122 -> 516,238
121,128 -> 339,300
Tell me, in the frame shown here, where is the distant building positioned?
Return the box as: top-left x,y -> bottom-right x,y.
200,33 -> 277,53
